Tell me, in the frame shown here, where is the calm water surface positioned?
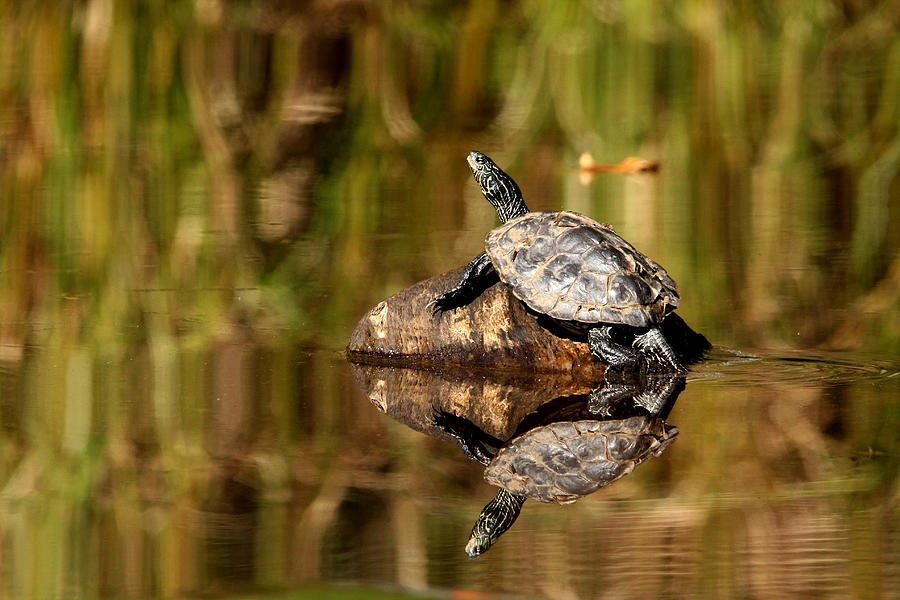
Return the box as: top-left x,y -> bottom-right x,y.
1,2 -> 899,600
4,344 -> 898,599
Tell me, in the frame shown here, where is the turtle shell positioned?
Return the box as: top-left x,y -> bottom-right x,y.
485,211 -> 679,327
483,416 -> 677,504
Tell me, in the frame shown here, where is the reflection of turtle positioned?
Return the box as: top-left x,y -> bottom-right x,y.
432,151 -> 684,371
434,375 -> 682,557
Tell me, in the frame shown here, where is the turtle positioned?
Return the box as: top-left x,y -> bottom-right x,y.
434,390 -> 680,557
432,151 -> 684,372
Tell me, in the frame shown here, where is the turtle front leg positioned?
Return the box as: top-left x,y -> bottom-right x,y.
431,408 -> 499,467
632,327 -> 684,372
588,326 -> 643,370
431,252 -> 498,314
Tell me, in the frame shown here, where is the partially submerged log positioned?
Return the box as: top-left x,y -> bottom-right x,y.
348,267 -> 599,374
347,267 -> 709,373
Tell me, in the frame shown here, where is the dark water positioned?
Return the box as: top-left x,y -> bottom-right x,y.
1,2 -> 899,599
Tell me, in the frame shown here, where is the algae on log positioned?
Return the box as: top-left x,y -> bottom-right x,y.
347,267 -> 710,373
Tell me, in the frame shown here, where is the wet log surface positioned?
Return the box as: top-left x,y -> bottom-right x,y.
347,267 -> 710,373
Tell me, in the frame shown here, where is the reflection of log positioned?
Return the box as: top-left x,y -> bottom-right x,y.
350,362 -> 597,443
347,268 -> 709,373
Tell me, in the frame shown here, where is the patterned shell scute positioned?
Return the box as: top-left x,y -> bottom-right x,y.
485,211 -> 679,327
483,417 -> 677,504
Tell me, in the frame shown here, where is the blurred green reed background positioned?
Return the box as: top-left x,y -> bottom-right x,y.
1,0 -> 898,356
0,1 -> 899,599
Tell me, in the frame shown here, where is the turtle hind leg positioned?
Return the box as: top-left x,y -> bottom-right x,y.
633,327 -> 685,372
588,326 -> 643,370
588,381 -> 639,415
431,251 -> 498,314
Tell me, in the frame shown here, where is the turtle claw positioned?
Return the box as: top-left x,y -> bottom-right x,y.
429,292 -> 457,316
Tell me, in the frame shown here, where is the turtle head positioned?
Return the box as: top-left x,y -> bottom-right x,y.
467,151 -> 528,224
465,488 -> 525,558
